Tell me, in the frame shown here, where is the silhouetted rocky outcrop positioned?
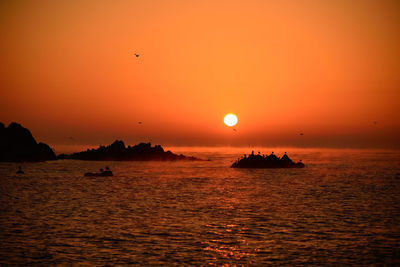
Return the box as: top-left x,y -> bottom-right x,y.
58,140 -> 200,161
231,151 -> 305,168
0,122 -> 56,162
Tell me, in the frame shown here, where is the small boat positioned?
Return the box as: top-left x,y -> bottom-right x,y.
84,167 -> 113,177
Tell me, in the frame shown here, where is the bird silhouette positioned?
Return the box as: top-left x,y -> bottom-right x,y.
300,133 -> 304,136
134,53 -> 140,58
233,128 -> 237,132
138,121 -> 142,125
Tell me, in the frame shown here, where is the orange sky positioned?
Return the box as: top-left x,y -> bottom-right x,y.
1,0 -> 399,149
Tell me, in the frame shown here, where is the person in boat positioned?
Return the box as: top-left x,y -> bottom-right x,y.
103,166 -> 113,176
16,166 -> 24,174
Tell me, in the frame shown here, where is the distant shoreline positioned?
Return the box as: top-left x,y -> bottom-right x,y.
52,144 -> 400,155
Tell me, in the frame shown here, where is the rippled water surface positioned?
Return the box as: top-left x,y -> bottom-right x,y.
1,148 -> 400,265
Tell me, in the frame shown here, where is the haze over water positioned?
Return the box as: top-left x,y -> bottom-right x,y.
1,148 -> 399,265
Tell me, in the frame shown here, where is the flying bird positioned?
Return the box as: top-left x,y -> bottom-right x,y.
134,53 -> 140,58
233,128 -> 237,132
299,133 -> 304,136
138,122 -> 142,125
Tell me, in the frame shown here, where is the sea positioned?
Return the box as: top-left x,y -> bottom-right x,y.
0,148 -> 399,265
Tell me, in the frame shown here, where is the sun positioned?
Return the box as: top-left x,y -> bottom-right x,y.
224,113 -> 238,127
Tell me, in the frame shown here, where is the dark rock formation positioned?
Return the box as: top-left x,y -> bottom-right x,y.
231,151 -> 305,168
58,140 -> 200,161
0,122 -> 56,162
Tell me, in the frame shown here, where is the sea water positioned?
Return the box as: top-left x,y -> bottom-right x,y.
0,148 -> 399,265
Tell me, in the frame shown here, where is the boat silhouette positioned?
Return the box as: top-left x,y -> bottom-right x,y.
84,167 -> 113,177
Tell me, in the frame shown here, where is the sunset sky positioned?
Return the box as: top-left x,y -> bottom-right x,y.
1,0 -> 399,149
